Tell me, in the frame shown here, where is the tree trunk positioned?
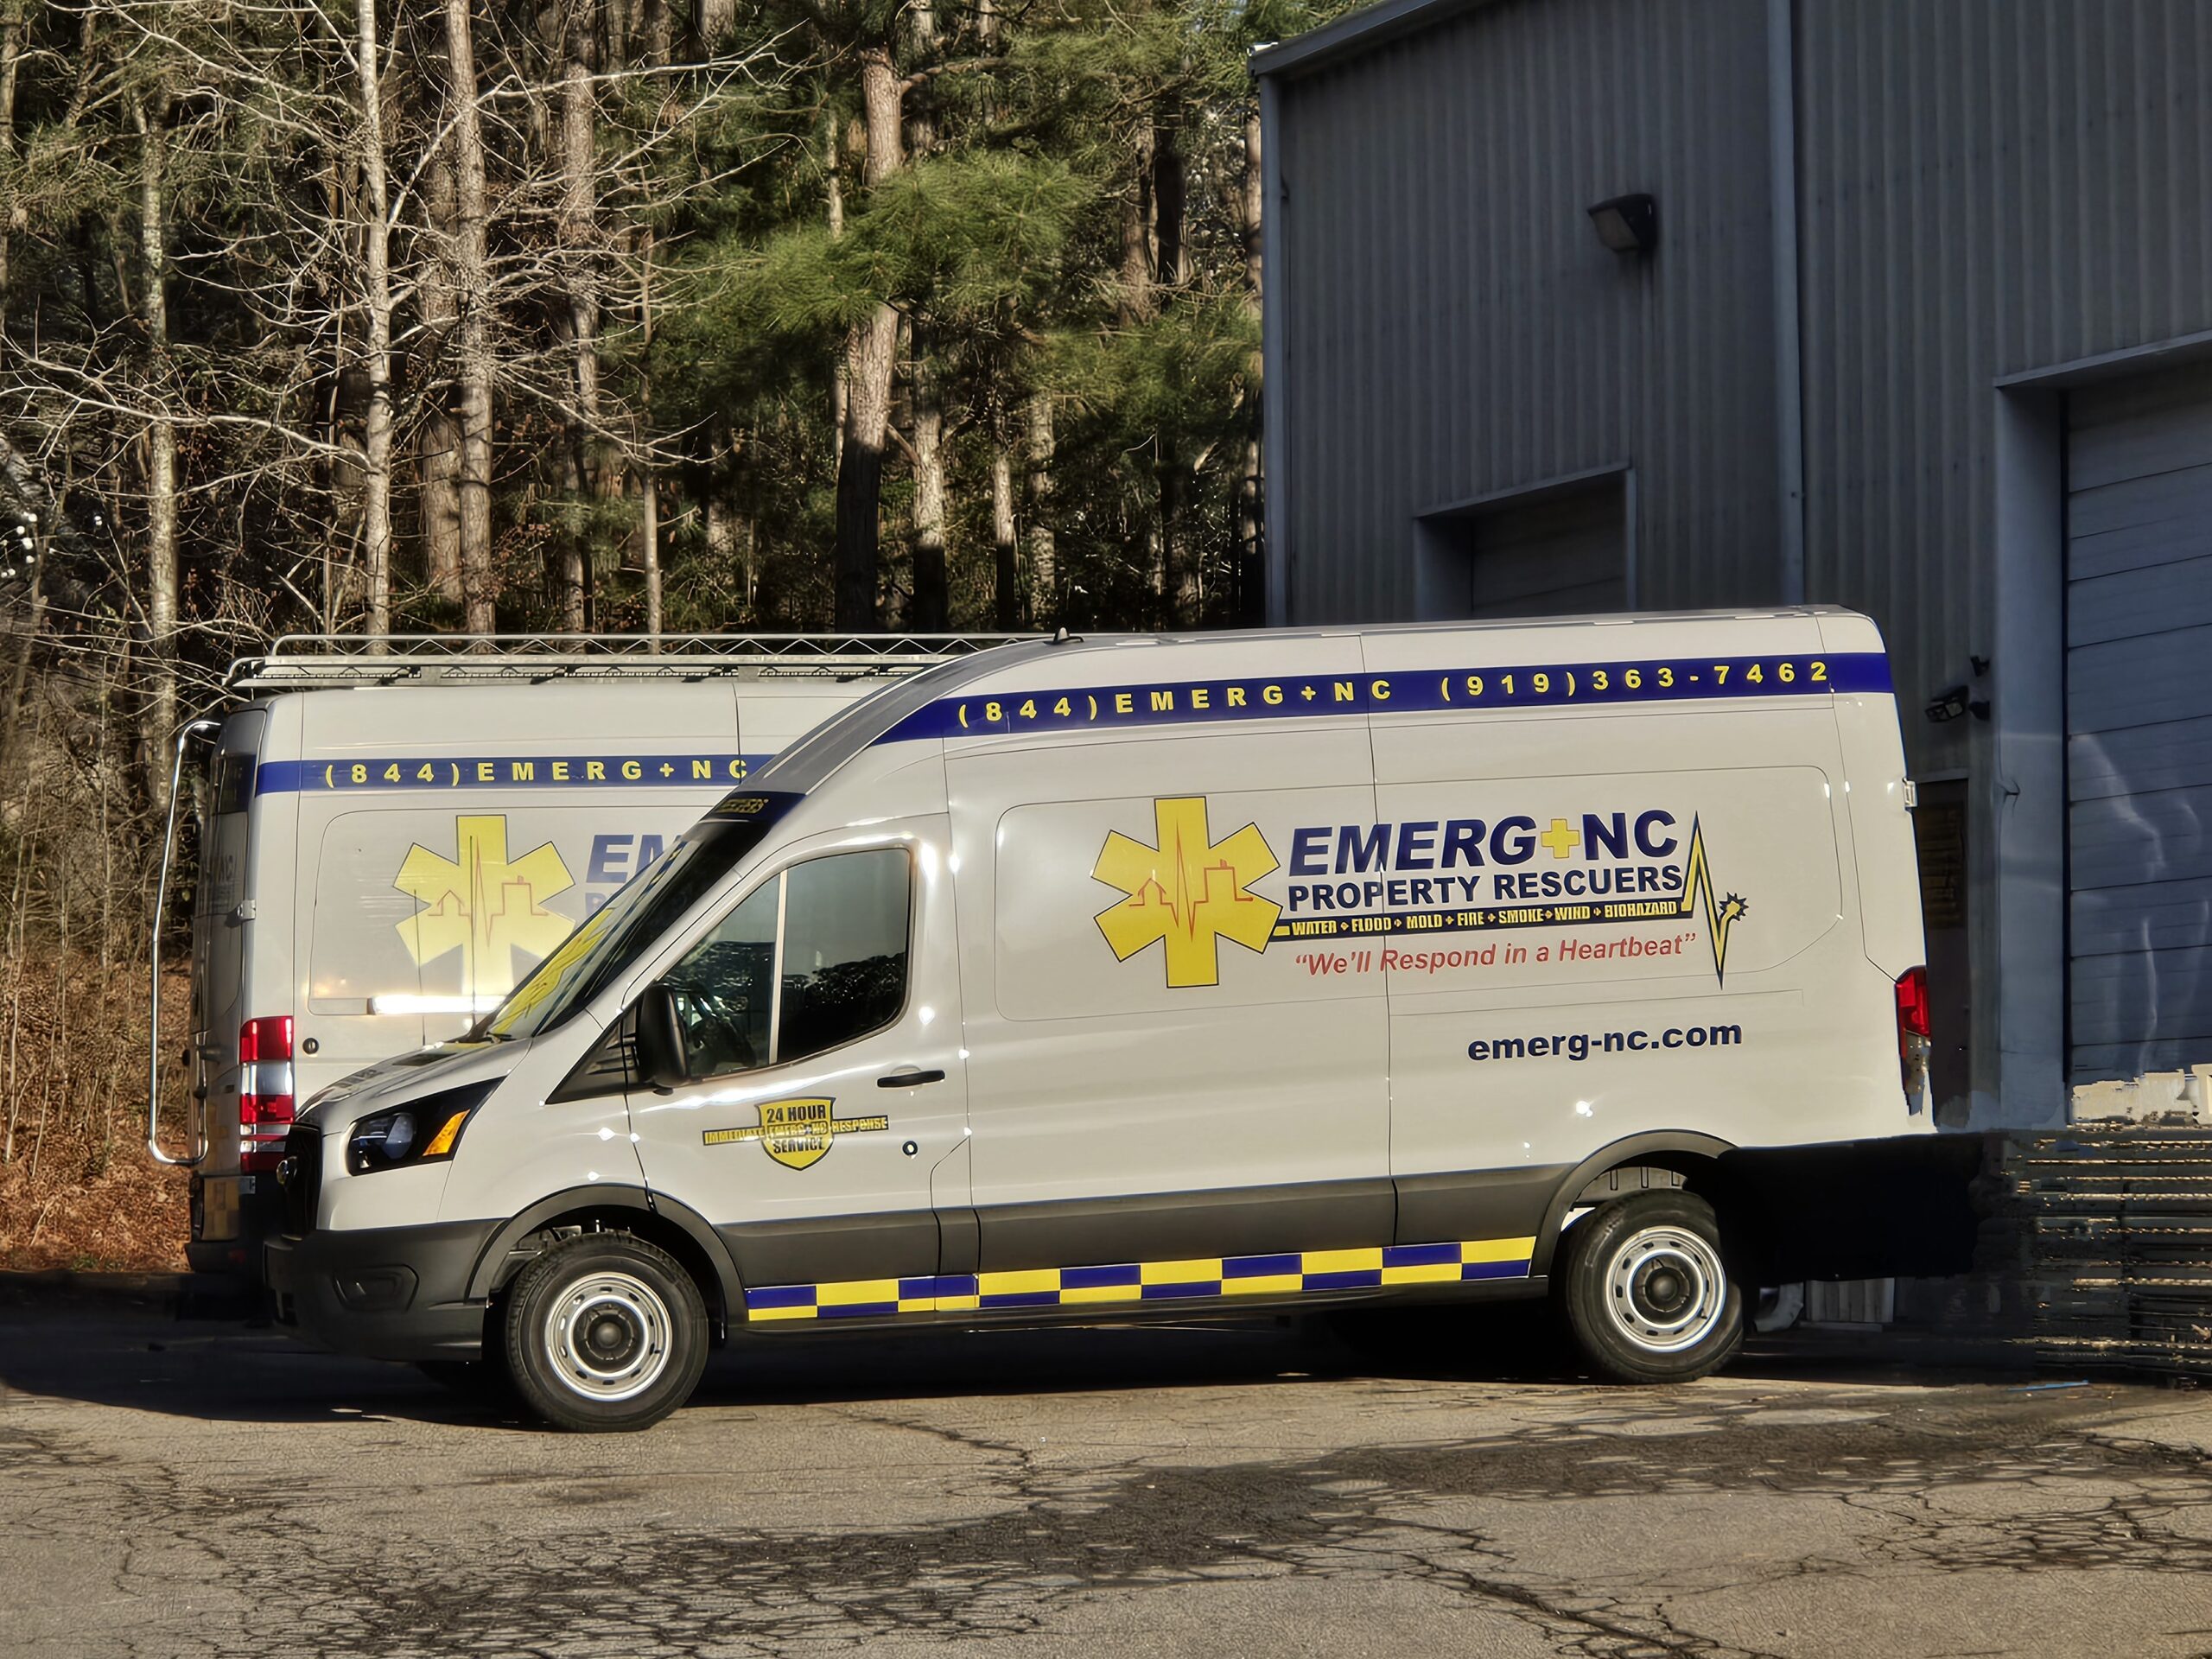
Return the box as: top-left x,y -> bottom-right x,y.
909,342 -> 947,631
1025,393 -> 1055,625
1153,99 -> 1186,291
359,0 -> 395,641
1239,106 -> 1264,623
0,512 -> 46,779
130,92 -> 176,810
832,45 -> 905,630
991,436 -> 1018,631
443,0 -> 497,634
0,15 -> 19,359
835,304 -> 896,629
706,492 -> 734,590
1157,455 -> 1195,629
639,234 -> 662,640
1117,123 -> 1155,327
556,0 -> 603,634
907,0 -> 936,154
699,0 -> 734,45
826,114 -> 845,474
418,160 -> 463,602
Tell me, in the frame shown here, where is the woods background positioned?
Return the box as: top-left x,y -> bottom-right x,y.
0,0 -> 1346,1267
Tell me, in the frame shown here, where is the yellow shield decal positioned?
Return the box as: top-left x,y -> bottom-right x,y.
702,1097 -> 891,1172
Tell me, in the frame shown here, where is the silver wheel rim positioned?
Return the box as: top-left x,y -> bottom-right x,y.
1602,1225 -> 1727,1354
543,1270 -> 674,1403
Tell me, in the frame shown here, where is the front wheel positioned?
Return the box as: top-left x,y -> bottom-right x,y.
1557,1191 -> 1744,1383
503,1232 -> 709,1432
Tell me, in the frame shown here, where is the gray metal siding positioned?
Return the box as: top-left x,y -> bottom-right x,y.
1274,0 -> 1781,625
2065,365 -> 2212,1081
1793,0 -> 2212,779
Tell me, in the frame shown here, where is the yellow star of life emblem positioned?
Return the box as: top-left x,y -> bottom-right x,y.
394,814 -> 577,999
1093,797 -> 1281,988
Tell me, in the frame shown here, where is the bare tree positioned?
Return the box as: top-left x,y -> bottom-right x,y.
832,41 -> 905,629
359,0 -> 397,638
442,0 -> 496,632
127,86 -> 176,805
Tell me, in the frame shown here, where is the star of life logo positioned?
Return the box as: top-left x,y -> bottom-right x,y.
1092,798 -> 1282,988
394,814 -> 578,1000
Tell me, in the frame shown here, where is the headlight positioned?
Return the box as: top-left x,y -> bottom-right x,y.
346,1082 -> 496,1175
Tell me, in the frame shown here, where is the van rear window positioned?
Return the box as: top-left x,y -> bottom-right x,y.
212,753 -> 255,815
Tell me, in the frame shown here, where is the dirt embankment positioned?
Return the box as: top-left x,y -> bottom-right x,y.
0,955 -> 188,1271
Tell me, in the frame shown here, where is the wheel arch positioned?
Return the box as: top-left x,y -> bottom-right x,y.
466,1185 -> 743,1337
1529,1131 -> 1736,1278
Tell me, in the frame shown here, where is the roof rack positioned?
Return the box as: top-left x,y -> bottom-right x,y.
226,632 -> 1033,692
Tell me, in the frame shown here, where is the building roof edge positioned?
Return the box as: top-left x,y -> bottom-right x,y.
1249,0 -> 1491,82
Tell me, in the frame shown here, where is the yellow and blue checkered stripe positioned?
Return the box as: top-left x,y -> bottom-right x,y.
743,1236 -> 1537,1323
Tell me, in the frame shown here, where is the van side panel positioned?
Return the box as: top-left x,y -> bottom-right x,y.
1359,620 -> 1914,1208
1372,712 -> 1890,1187
949,720 -> 1393,1267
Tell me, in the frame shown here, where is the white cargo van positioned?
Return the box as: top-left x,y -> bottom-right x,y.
265,610 -> 1954,1429
154,633 -> 1009,1274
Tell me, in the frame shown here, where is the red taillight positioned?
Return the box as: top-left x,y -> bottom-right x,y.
1895,968 -> 1931,1106
239,1016 -> 295,1173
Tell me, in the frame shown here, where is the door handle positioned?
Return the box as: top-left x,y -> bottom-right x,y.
877,1067 -> 945,1089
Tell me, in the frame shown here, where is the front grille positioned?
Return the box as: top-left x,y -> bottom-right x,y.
277,1126 -> 321,1235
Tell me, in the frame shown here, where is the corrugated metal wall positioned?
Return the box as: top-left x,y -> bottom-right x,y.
1792,0 -> 2212,783
1273,0 -> 1781,625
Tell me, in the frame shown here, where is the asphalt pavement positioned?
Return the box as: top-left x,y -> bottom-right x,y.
3,1290 -> 2209,1658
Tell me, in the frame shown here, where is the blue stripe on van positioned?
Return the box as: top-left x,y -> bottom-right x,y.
870,651 -> 1892,746
253,753 -> 775,794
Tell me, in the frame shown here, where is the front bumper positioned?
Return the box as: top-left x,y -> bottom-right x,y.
264,1218 -> 501,1363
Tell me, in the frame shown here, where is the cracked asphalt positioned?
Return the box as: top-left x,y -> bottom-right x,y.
4,1300 -> 2212,1658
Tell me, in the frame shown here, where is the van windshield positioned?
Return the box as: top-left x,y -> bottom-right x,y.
480,792 -> 798,1042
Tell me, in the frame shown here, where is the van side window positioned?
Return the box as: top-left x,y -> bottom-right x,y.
212,753 -> 254,816
659,848 -> 910,1081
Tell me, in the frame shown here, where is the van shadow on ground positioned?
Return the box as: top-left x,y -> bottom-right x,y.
0,1293 -> 1972,1431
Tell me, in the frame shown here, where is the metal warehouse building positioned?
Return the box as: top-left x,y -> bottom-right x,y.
1252,0 -> 2212,1130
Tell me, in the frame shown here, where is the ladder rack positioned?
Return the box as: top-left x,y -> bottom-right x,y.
226,632 -> 1031,692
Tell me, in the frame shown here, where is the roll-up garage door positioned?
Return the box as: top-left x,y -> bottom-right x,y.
1466,482 -> 1627,619
2065,363 -> 2212,1083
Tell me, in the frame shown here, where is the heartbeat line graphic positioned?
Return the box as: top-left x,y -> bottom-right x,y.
1093,798 -> 1281,988
395,815 -> 576,998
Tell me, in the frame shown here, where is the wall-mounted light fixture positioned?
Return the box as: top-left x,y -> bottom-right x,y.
1924,683 -> 1990,724
1587,193 -> 1659,255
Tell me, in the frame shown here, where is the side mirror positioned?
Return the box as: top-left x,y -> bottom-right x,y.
634,984 -> 691,1091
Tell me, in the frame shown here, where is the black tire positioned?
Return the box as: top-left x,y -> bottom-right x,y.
502,1231 -> 709,1432
1557,1190 -> 1744,1384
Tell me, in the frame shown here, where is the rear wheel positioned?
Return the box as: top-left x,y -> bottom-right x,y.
1558,1191 -> 1743,1383
503,1232 -> 709,1432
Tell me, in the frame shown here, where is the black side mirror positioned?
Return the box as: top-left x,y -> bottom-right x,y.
635,984 -> 691,1091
